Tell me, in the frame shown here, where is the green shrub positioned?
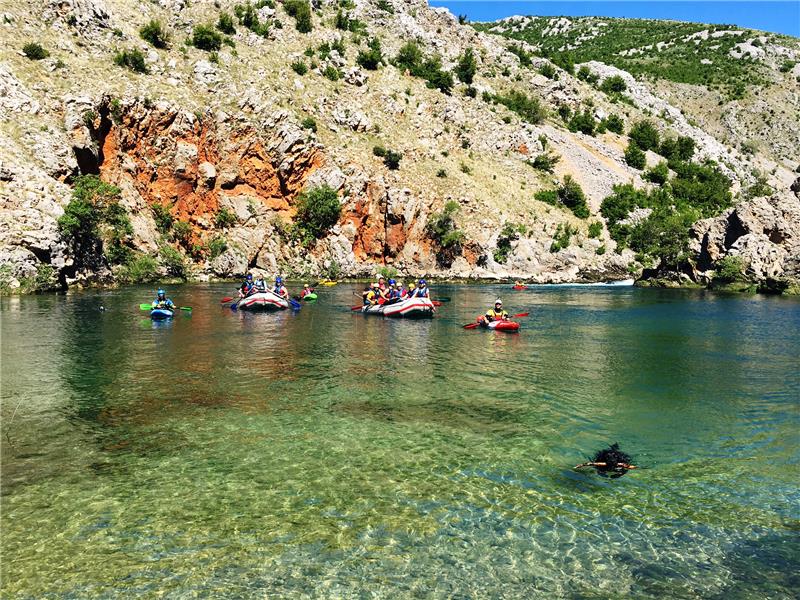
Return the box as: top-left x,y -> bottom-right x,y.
529,151 -> 560,173
557,104 -> 571,121
294,185 -> 341,243
159,245 -> 188,278
625,143 -> 647,170
152,203 -> 174,234
427,201 -> 466,266
17,264 -> 59,293
217,12 -> 236,35
140,20 -> 170,48
550,223 -> 577,252
659,136 -> 695,161
645,161 -> 670,185
714,255 -> 746,283
191,24 -> 222,51
113,48 -> 149,73
235,2 -> 270,36
558,175 -> 589,218
508,43 -> 532,67
459,162 -> 471,175
119,253 -> 159,283
376,0 -> 394,13
744,172 -> 773,199
394,42 -> 454,94
356,37 -> 383,70
284,0 -> 312,33
322,65 -> 341,81
588,221 -> 603,238
22,42 -> 49,60
208,236 -> 228,259
494,222 -> 525,263
291,60 -> 308,75
601,113 -> 624,134
600,75 -> 626,94
334,9 -> 350,30
568,109 -> 596,136
172,220 -> 192,244
629,120 -> 660,151
576,65 -> 599,84
596,245 -> 606,255
373,145 -> 386,157
534,189 -> 559,206
215,207 -> 237,229
437,169 -> 447,178
539,63 -> 556,79
301,116 -> 317,132
383,150 -> 402,170
465,86 -> 477,98
455,47 -> 477,84
492,89 -> 545,124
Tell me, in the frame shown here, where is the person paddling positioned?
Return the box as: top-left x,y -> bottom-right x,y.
254,276 -> 267,293
273,276 -> 289,300
574,443 -> 638,478
239,273 -> 255,298
300,283 -> 314,299
411,279 -> 430,298
482,299 -> 508,323
151,289 -> 175,310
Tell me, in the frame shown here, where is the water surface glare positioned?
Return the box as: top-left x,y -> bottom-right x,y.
2,284 -> 799,598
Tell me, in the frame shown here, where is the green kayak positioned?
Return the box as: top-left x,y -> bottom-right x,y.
302,293 -> 317,301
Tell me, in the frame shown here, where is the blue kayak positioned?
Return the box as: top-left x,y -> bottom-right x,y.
150,308 -> 174,320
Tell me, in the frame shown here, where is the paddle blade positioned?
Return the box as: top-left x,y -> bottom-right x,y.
139,303 -> 152,310
463,323 -> 479,329
513,312 -> 529,318
433,297 -> 451,302
351,305 -> 363,311
432,301 -> 442,307
179,306 -> 192,312
220,297 -> 233,303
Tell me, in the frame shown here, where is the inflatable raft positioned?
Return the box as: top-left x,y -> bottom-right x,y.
237,291 -> 290,311
150,308 -> 174,320
361,297 -> 435,318
480,319 -> 520,332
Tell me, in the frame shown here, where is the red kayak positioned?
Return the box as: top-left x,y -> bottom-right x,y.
513,285 -> 527,290
480,319 -> 520,332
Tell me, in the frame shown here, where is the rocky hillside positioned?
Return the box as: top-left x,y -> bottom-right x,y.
1,1 -> 798,293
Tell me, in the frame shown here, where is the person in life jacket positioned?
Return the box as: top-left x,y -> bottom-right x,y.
151,289 -> 175,310
364,282 -> 380,306
254,276 -> 267,292
273,276 -> 289,300
377,275 -> 388,294
300,283 -> 314,298
412,279 -> 430,298
483,299 -> 508,322
239,273 -> 255,297
406,281 -> 416,298
384,279 -> 402,304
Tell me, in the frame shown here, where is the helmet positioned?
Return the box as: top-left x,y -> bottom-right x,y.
372,282 -> 379,288
275,276 -> 283,284
409,282 -> 416,289
388,279 -> 396,285
157,288 -> 165,297
418,279 -> 426,286
495,299 -> 503,306
378,275 -> 385,281
303,283 -> 309,287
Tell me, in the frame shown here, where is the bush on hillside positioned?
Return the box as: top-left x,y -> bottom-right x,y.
624,143 -> 647,170
113,48 -> 149,73
629,120 -> 660,152
645,161 -> 670,185
22,42 -> 49,60
558,175 -> 590,218
140,20 -> 170,48
284,0 -> 312,33
427,200 -> 466,266
455,47 -> 477,84
600,113 -> 625,135
356,37 -> 383,70
529,151 -> 560,173
217,12 -> 236,35
491,89 -> 545,124
568,109 -> 596,136
714,255 -> 746,283
191,24 -> 222,51
599,75 -> 626,94
294,185 -> 341,243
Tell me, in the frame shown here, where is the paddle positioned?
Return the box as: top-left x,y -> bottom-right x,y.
139,304 -> 191,312
220,296 -> 234,303
289,298 -> 302,310
463,313 -> 529,329
351,305 -> 364,311
432,297 -> 451,302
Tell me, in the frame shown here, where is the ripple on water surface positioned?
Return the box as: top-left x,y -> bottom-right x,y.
1,284 -> 799,598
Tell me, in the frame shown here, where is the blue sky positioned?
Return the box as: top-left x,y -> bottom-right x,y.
429,1 -> 800,37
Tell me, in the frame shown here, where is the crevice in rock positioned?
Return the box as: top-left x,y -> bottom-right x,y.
723,211 -> 747,250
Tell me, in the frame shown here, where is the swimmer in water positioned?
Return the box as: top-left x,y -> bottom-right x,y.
574,443 -> 638,478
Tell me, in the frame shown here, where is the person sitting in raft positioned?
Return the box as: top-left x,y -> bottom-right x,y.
483,299 -> 509,323
363,283 -> 380,306
574,443 -> 638,478
152,288 -> 175,310
273,276 -> 289,300
406,281 -> 416,298
253,276 -> 267,293
300,284 -> 314,298
239,273 -> 255,298
411,279 -> 430,298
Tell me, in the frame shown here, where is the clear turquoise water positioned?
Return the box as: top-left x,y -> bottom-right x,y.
2,284 -> 799,598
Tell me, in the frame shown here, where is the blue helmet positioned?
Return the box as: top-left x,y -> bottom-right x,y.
418,279 -> 426,286
157,289 -> 166,297
275,276 -> 283,284
388,279 -> 396,285
246,274 -> 253,281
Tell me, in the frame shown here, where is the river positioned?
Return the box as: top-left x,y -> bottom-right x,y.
1,283 -> 798,598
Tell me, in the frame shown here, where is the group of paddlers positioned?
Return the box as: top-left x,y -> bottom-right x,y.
361,276 -> 430,306
238,274 -> 315,300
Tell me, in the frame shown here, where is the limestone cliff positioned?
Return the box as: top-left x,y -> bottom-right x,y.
0,0 -> 797,292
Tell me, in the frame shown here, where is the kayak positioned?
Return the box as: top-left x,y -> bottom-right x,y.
150,308 -> 174,320
237,291 -> 290,311
361,297 -> 435,318
319,280 -> 338,286
513,285 -> 527,290
481,319 -> 520,332
302,293 -> 318,301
